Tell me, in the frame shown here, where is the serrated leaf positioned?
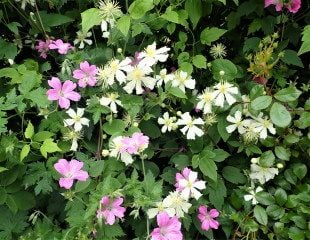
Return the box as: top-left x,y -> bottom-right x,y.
25,121 -> 34,139
199,156 -> 217,181
200,27 -> 227,45
81,8 -> 101,34
40,139 -> 62,158
128,0 -> 154,19
168,87 -> 187,99
185,0 -> 202,28
254,205 -> 268,225
274,188 -> 287,206
222,166 -> 246,184
20,144 -> 30,161
102,119 -> 126,135
117,15 -> 131,36
192,55 -> 207,69
282,50 -> 303,67
274,86 -> 301,102
270,102 -> 291,128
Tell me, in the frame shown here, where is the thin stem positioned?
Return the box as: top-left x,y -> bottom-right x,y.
34,3 -> 48,38
141,156 -> 150,239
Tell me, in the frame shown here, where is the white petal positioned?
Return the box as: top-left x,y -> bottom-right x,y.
74,122 -> 83,132
66,108 -> 76,118
64,119 -> 75,127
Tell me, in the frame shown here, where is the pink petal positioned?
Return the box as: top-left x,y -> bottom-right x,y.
100,196 -> 110,206
112,197 -> 124,207
198,205 -> 208,215
58,97 -> 70,109
48,77 -> 62,90
64,91 -> 81,101
209,209 -> 219,218
47,89 -> 60,100
62,80 -> 76,93
201,220 -> 211,231
157,212 -> 169,227
73,69 -> 85,79
104,211 -> 116,225
59,177 -> 74,189
74,170 -> 89,181
80,61 -> 90,71
209,219 -> 219,229
112,206 -> 126,218
54,159 -> 70,175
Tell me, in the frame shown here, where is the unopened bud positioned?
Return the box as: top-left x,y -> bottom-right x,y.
133,122 -> 139,127
101,149 -> 109,157
161,103 -> 166,108
176,111 -> 182,116
102,134 -> 107,139
219,70 -> 225,76
251,157 -> 259,164
117,48 -> 122,53
277,163 -> 284,169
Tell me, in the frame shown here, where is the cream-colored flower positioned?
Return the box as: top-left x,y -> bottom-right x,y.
99,92 -> 122,113
64,108 -> 89,132
176,112 -> 204,140
196,88 -> 215,114
213,81 -> 239,107
162,191 -> 192,218
171,70 -> 196,93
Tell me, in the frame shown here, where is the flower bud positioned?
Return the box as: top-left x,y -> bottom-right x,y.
161,103 -> 166,108
276,163 -> 284,169
251,157 -> 259,164
117,48 -> 122,53
219,70 -> 225,76
176,111 -> 182,116
101,149 -> 109,157
102,134 -> 107,139
133,122 -> 139,127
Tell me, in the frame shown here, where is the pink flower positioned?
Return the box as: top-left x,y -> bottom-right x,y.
35,39 -> 51,58
49,39 -> 72,54
150,212 -> 183,240
264,0 -> 301,13
46,77 -> 81,109
97,196 -> 126,225
175,167 -> 206,200
121,132 -> 149,154
54,159 -> 89,189
198,205 -> 220,231
73,61 -> 98,88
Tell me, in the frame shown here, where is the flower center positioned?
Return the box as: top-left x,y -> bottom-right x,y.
219,84 -> 227,93
146,47 -> 156,57
130,68 -> 144,81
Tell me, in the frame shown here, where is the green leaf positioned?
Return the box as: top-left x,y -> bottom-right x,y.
282,50 -> 303,67
254,205 -> 268,225
168,87 -> 187,99
102,119 -> 126,135
38,11 -> 74,30
274,86 -> 302,102
0,167 -> 8,173
213,149 -> 230,162
274,188 -> 287,206
10,191 -> 35,210
266,205 -> 285,219
81,8 -> 101,34
184,0 -> 202,28
25,121 -> 34,139
200,27 -> 227,45
270,102 -> 291,128
275,146 -> 290,161
33,131 -> 54,142
250,96 -> 272,110
295,112 -> 310,129
217,115 -> 230,142
20,144 -> 30,161
40,139 -> 62,158
161,9 -> 179,23
212,59 -> 238,81
117,15 -> 131,36
259,150 -> 275,167
199,155 -> 217,181
192,55 -> 207,69
256,192 -> 275,205
222,166 -> 246,184
292,163 -> 307,180
128,0 -> 154,19
298,25 -> 310,55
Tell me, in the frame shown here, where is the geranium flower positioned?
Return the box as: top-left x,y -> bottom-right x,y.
213,81 -> 239,107
54,159 -> 89,189
264,0 -> 301,13
97,196 -> 126,225
64,108 -> 90,132
176,112 -> 204,140
175,167 -> 206,200
109,136 -> 134,165
121,132 -> 149,154
73,61 -> 98,88
46,77 -> 81,109
150,212 -> 183,240
35,39 -> 51,58
48,39 -> 72,54
198,205 -> 220,231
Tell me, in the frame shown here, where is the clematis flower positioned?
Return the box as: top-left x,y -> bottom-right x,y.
139,42 -> 170,66
226,110 -> 246,134
123,62 -> 156,94
48,39 -> 72,54
175,167 -> 206,200
46,77 -> 81,109
249,163 -> 279,184
97,196 -> 126,225
198,205 -> 220,231
54,159 -> 89,189
73,61 -> 98,88
171,70 -> 196,93
244,186 -> 264,205
150,212 -> 183,240
213,81 -> 239,107
253,113 -> 276,139
35,39 -> 51,58
196,87 -> 215,114
155,68 -> 174,87
73,31 -> 93,49
109,136 -> 134,165
147,202 -> 175,219
176,112 -> 204,140
64,108 -> 90,132
162,191 -> 192,218
158,112 -> 177,133
99,92 -> 123,113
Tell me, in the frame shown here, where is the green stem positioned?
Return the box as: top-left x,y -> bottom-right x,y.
141,156 -> 150,239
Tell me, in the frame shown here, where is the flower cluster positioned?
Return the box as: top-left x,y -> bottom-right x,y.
265,0 -> 301,13
35,39 -> 73,58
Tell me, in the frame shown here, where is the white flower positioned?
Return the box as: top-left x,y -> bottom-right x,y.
64,108 -> 90,132
244,186 -> 263,205
162,191 -> 192,218
73,31 -> 93,49
147,202 -> 175,219
100,20 -> 111,38
177,170 -> 206,200
253,113 -> 276,139
63,130 -> 83,152
196,88 -> 215,114
171,71 -> 196,93
226,110 -> 246,134
241,119 -> 260,143
213,81 -> 239,107
156,69 -> 174,87
176,112 -> 204,140
249,164 -> 279,184
139,42 -> 170,66
123,62 -> 156,94
99,93 -> 122,113
157,112 -> 176,133
210,43 -> 227,59
109,136 -> 133,165
15,0 -> 35,9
